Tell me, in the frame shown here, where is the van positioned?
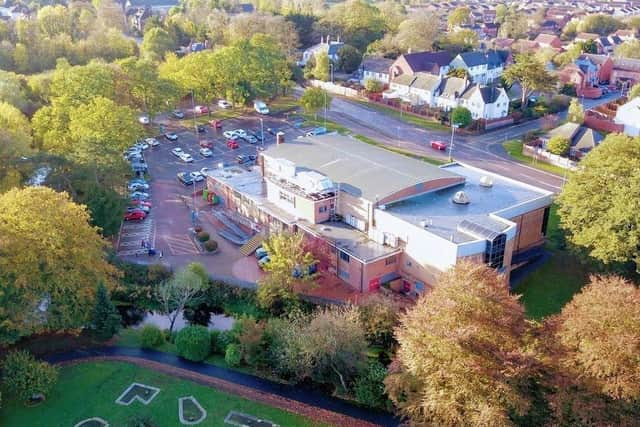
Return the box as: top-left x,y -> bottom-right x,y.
254,100 -> 269,115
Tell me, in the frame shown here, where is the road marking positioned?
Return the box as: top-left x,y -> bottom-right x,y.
164,235 -> 200,255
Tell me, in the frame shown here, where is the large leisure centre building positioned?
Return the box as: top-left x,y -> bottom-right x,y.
206,134 -> 553,296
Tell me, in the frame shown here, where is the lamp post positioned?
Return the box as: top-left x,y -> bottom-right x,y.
449,122 -> 460,162
329,63 -> 334,84
191,89 -> 197,134
323,89 -> 327,127
259,117 -> 264,150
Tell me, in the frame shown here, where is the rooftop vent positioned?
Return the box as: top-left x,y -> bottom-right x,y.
479,176 -> 494,188
452,191 -> 470,205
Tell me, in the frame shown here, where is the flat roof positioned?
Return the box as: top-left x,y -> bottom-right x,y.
385,163 -> 552,243
263,134 -> 461,203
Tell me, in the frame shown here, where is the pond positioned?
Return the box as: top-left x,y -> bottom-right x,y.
133,311 -> 235,332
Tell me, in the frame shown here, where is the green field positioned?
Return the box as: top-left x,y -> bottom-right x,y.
502,140 -> 568,177
0,361 -> 323,427
354,100 -> 450,132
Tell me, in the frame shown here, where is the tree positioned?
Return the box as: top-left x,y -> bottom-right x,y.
92,283 -> 121,340
141,27 -> 175,62
357,293 -> 399,349
629,82 -> 640,99
318,0 -> 385,51
567,98 -> 585,124
156,265 -> 205,335
503,54 -> 556,110
447,6 -> 471,29
175,325 -> 211,361
441,29 -> 478,53
615,40 -> 640,59
385,262 -> 536,426
451,106 -> 472,128
364,79 -> 383,93
499,6 -> 528,39
0,71 -> 30,112
0,187 -> 118,345
226,13 -> 299,59
395,12 -> 439,53
0,102 -> 32,159
299,87 -> 330,119
313,52 -> 330,81
577,14 -> 625,36
354,361 -> 388,409
495,4 -> 508,24
546,136 -> 571,156
375,0 -> 406,33
118,58 -> 180,117
337,44 -> 362,73
555,275 -> 640,402
3,351 -> 58,403
447,68 -> 470,79
556,134 -> 640,269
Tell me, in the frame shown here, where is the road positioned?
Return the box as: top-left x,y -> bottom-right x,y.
310,88 -> 621,193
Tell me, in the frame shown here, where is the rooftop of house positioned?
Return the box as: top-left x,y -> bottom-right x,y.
362,57 -> 394,74
579,53 -> 610,65
411,72 -> 442,91
384,163 -> 552,244
401,51 -> 453,73
572,127 -> 603,153
535,33 -> 560,44
547,122 -> 582,140
456,50 -> 508,68
262,134 -> 463,203
438,76 -> 469,98
613,57 -> 640,72
461,84 -> 505,103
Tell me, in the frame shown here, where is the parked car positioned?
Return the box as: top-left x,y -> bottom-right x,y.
258,255 -> 270,269
172,110 -> 185,119
254,100 -> 269,115
127,206 -> 149,214
234,129 -> 248,138
180,153 -> 194,163
199,147 -> 213,157
255,247 -> 268,259
306,127 -> 328,137
189,171 -> 204,182
131,163 -> 148,173
194,105 -> 209,114
217,100 -> 231,109
145,137 -> 160,147
165,133 -> 178,141
124,210 -> 146,221
129,178 -> 148,186
266,127 -> 278,135
176,172 -> 194,186
171,147 -> 184,157
243,135 -> 258,144
130,191 -> 149,199
199,140 -> 213,148
200,167 -> 210,176
226,140 -> 239,149
135,141 -> 149,150
293,263 -> 318,278
128,182 -> 149,191
126,152 -> 143,162
210,119 -> 223,129
138,115 -> 150,125
250,130 -> 264,142
430,140 -> 447,151
236,154 -> 250,164
197,125 -> 206,133
131,199 -> 152,208
223,130 -> 238,139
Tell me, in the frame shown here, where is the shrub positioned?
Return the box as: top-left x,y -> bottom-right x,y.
196,231 -> 210,242
175,325 -> 211,362
210,330 -> 222,354
194,225 -> 203,233
547,135 -> 571,156
140,324 -> 164,348
237,319 -> 267,367
357,294 -> 400,350
225,343 -> 242,367
354,361 -> 388,410
2,350 -> 58,402
203,240 -> 218,252
162,328 -> 175,343
450,106 -> 472,128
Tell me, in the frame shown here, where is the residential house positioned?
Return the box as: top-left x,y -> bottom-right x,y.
449,50 -> 509,84
0,3 -> 30,19
299,36 -> 344,66
579,53 -> 614,82
595,36 -> 615,53
385,73 -> 442,106
539,20 -> 560,33
534,33 -> 562,49
386,74 -> 415,103
492,38 -> 516,50
614,29 -> 637,41
557,58 -> 603,98
482,23 -> 499,39
389,51 -> 452,79
575,32 -> 599,42
434,77 -> 470,111
360,57 -> 393,86
542,122 -> 603,159
615,97 -> 640,136
459,84 -> 510,120
611,58 -> 640,88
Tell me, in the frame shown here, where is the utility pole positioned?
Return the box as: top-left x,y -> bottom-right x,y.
324,89 -> 327,127
449,123 -> 460,162
191,89 -> 197,134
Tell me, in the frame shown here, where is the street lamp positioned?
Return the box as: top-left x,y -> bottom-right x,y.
449,122 -> 460,162
259,117 -> 264,149
329,63 -> 334,84
191,89 -> 197,134
323,89 -> 327,127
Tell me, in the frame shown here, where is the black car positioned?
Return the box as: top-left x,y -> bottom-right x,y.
177,172 -> 194,186
197,125 -> 206,133
266,127 -> 278,135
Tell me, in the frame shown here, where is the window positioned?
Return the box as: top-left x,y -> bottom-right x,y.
484,233 -> 507,269
339,270 -> 350,280
385,255 -> 397,265
279,191 -> 294,204
319,206 -> 327,213
541,207 -> 550,236
339,251 -> 350,263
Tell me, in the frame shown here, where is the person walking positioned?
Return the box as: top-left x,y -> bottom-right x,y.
140,239 -> 145,248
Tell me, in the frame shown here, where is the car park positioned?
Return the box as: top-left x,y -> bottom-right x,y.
177,172 -> 194,186
171,147 -> 184,157
173,110 -> 185,119
227,140 -> 239,149
194,105 -> 209,114
218,100 -> 231,109
124,210 -> 146,221
138,115 -> 150,125
199,147 -> 213,157
199,140 -> 213,148
210,120 -> 223,129
189,171 -> 204,182
165,133 -> 179,141
180,153 -> 194,163
430,140 -> 447,151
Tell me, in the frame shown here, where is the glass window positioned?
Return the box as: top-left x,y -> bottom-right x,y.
339,270 -> 350,280
319,206 -> 327,213
385,255 -> 397,265
339,251 -> 350,263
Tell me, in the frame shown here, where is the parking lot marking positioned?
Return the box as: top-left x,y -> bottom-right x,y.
164,235 -> 200,255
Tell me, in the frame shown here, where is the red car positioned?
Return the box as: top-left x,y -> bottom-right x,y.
124,210 -> 146,221
195,105 -> 209,114
199,140 -> 213,148
227,140 -> 239,149
131,199 -> 152,208
210,119 -> 223,129
430,140 -> 448,151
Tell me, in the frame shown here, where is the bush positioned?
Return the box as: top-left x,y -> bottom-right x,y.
225,343 -> 242,367
203,240 -> 218,252
196,231 -> 210,242
194,226 -> 203,233
451,106 -> 472,128
175,325 -> 211,362
140,325 -> 164,348
2,350 -> 58,402
547,135 -> 571,156
354,361 -> 389,410
357,294 -> 399,350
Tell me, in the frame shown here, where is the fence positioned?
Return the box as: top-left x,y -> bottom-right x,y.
523,145 -> 578,171
584,111 -> 624,133
309,80 -> 361,97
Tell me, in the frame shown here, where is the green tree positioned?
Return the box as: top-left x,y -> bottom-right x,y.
175,325 -> 211,361
313,52 -> 330,82
337,44 -> 362,73
503,54 -> 557,110
318,0 -> 385,51
0,102 -> 32,159
364,79 -> 383,93
299,87 -> 330,119
0,71 -> 30,112
495,4 -> 508,24
628,82 -> 640,99
375,0 -> 406,33
357,293 -> 399,349
499,6 -> 528,39
447,6 -> 471,29
578,14 -> 625,36
119,58 -> 180,117
2,350 -> 58,402
395,12 -> 439,52
156,265 -> 205,334
615,39 -> 640,59
385,262 -> 536,426
140,324 -> 164,348
557,134 -> 640,269
141,27 -> 175,61
451,106 -> 472,128
92,282 -> 121,340
441,29 -> 479,53
567,98 -> 585,124
447,68 -> 470,79
546,136 -> 571,156
354,361 -> 388,409
0,187 -> 119,345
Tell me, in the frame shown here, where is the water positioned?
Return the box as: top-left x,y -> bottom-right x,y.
134,311 -> 235,331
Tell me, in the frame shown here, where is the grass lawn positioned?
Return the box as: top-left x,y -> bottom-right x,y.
353,99 -> 450,132
268,96 -> 299,114
0,362 -> 323,427
513,205 -> 589,319
502,140 -> 568,177
353,135 -> 446,166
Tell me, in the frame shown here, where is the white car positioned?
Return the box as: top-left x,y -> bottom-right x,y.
218,100 -> 231,109
128,182 -> 149,191
138,115 -> 150,124
200,167 -> 210,176
135,141 -> 149,150
254,100 -> 269,115
145,137 -> 160,147
199,147 -> 213,157
180,153 -> 194,163
171,148 -> 183,157
234,129 -> 248,138
223,130 -> 238,139
189,171 -> 204,182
